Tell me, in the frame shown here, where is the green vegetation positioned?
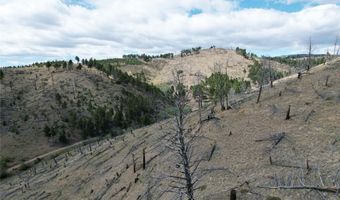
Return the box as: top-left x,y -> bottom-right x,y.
123,53 -> 174,61
72,90 -> 157,139
0,156 -> 12,176
235,47 -> 257,59
187,71 -> 250,111
248,60 -> 284,85
266,196 -> 281,200
204,72 -> 250,110
180,46 -> 201,57
95,63 -> 164,96
267,56 -> 325,68
0,160 -> 10,179
97,58 -> 144,66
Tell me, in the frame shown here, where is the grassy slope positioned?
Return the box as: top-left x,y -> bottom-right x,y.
0,66 -> 167,167
0,59 -> 339,199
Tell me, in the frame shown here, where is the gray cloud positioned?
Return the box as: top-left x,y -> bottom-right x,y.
0,0 -> 339,66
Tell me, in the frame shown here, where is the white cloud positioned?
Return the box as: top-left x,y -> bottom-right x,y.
0,0 -> 339,66
277,0 -> 340,5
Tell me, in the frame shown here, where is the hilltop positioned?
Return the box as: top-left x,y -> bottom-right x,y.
118,48 -> 292,87
0,58 -> 339,199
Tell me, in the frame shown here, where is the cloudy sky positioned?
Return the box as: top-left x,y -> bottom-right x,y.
0,0 -> 339,66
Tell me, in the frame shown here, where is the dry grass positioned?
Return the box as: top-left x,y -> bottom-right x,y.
0,66 -> 151,167
121,48 -> 291,87
0,59 -> 339,199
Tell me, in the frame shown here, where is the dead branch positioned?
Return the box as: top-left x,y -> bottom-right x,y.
285,105 -> 291,120
304,110 -> 315,123
258,185 -> 339,193
208,143 -> 217,161
255,132 -> 286,149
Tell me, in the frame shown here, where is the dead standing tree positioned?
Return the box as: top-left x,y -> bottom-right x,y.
166,70 -> 195,199
162,70 -> 213,200
256,70 -> 265,104
307,37 -> 312,71
333,34 -> 339,59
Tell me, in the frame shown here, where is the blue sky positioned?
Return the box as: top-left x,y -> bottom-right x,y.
240,0 -> 304,12
0,0 -> 339,67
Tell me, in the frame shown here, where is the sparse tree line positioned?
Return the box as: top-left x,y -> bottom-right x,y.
265,56 -> 326,69
247,60 -> 285,86
235,47 -> 257,59
123,52 -> 174,61
163,68 -> 251,114
95,62 -> 165,97
95,58 -> 144,66
180,46 -> 202,57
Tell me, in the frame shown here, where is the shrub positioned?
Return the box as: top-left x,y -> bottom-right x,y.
58,130 -> 68,144
44,125 -> 51,137
55,93 -> 62,104
23,114 -> 29,121
9,126 -> 19,135
18,163 -> 31,171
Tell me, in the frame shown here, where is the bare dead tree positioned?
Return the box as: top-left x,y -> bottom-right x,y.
269,61 -> 273,88
166,70 -> 195,199
132,153 -> 136,173
142,148 -> 146,170
143,70 -> 228,200
256,71 -> 265,104
285,105 -> 291,120
34,74 -> 38,90
333,35 -> 339,58
160,70 -> 217,200
307,37 -> 312,71
263,59 -> 273,87
325,75 -> 330,87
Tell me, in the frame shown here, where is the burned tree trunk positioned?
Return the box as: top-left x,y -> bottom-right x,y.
307,37 -> 312,71
285,105 -> 291,120
269,60 -> 273,88
34,74 -> 38,90
230,189 -> 236,200
256,84 -> 262,104
142,148 -> 146,170
325,75 -> 330,87
132,154 -> 136,173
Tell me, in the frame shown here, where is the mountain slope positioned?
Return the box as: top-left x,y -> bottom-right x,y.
0,66 -> 168,168
1,59 -> 339,199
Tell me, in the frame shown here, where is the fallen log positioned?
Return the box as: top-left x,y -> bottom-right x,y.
258,185 -> 339,193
